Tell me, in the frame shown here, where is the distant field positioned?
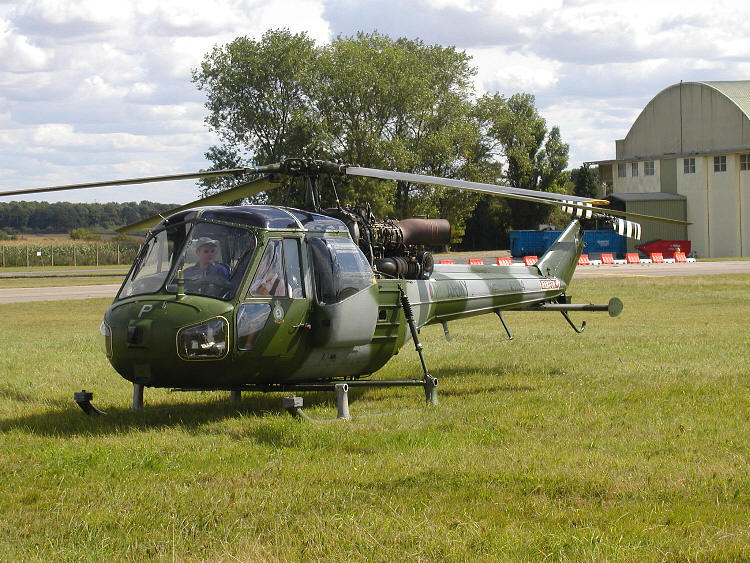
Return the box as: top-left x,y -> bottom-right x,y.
0,276 -> 747,560
0,233 -> 141,245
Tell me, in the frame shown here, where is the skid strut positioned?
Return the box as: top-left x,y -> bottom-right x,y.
399,286 -> 438,405
74,390 -> 107,416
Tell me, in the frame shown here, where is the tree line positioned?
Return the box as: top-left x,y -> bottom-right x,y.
194,29 -> 587,246
0,201 -> 176,235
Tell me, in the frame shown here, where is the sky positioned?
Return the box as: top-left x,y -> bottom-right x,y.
1,0 -> 749,204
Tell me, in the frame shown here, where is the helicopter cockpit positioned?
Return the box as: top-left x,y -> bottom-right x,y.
118,220 -> 257,301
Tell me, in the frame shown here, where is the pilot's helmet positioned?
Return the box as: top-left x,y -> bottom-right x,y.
194,237 -> 219,249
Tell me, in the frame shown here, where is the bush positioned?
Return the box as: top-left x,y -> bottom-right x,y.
111,232 -> 139,244
69,228 -> 100,241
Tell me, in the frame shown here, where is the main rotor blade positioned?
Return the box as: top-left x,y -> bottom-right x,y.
117,175 -> 279,233
346,166 -> 690,226
0,168 -> 258,198
345,166 -> 610,206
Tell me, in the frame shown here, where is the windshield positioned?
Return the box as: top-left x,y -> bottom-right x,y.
118,224 -> 186,299
118,221 -> 257,301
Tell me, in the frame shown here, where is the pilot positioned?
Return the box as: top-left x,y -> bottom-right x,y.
183,237 -> 230,282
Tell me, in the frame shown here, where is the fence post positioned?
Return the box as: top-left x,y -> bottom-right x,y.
117,244 -> 120,265
51,245 -> 54,267
26,246 -> 29,268
73,246 -> 77,267
96,245 -> 99,266
1,246 -> 4,267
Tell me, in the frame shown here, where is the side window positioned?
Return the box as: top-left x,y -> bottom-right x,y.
283,238 -> 304,298
236,303 -> 271,350
248,240 -> 286,297
310,237 -> 374,304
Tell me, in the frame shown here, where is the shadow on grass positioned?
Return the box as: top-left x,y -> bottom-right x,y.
430,366 -> 537,394
0,369 -> 535,438
0,389 -> 367,438
438,383 -> 536,398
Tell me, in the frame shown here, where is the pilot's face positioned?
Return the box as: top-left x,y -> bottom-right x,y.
196,244 -> 216,267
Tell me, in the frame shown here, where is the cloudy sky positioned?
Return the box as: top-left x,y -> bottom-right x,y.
1,0 -> 749,204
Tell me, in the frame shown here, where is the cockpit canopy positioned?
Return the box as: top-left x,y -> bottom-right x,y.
116,205 -> 358,302
118,220 -> 256,300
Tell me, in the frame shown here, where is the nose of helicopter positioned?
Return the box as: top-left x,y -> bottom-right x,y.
103,296 -> 234,388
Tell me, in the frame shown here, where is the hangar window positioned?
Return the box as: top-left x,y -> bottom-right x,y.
631,162 -> 639,177
644,161 -> 655,176
714,155 -> 726,172
741,154 -> 750,171
617,164 -> 626,177
684,158 -> 695,174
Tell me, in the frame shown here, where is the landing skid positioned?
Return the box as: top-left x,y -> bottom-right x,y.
74,376 -> 438,419
180,377 -> 438,421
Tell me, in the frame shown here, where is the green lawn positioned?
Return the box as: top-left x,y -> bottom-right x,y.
0,276 -> 748,560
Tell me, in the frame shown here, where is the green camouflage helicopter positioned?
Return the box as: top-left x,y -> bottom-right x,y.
0,158 -> 687,418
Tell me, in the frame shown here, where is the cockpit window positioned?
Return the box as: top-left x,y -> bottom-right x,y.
118,224 -> 186,299
168,223 -> 256,300
248,239 -> 286,297
117,221 -> 257,301
310,237 -> 374,304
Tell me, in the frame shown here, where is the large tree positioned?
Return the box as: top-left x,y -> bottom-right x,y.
193,29 -> 570,245
193,29 -> 322,202
475,92 -> 570,230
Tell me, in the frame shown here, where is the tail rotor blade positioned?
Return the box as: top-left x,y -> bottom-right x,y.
612,217 -> 642,240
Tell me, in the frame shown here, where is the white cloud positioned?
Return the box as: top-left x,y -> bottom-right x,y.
468,47 -> 561,94
0,0 -> 331,203
0,19 -> 48,71
1,0 -> 750,207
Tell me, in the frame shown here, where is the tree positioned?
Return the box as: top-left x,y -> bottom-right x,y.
193,29 -> 322,200
69,228 -> 100,241
194,30 -> 483,227
316,33 -> 481,228
476,93 -> 570,230
571,164 -> 599,200
194,30 -> 572,247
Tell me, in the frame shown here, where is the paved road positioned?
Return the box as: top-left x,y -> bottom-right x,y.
573,260 -> 750,278
0,268 -> 128,278
1,261 -> 748,304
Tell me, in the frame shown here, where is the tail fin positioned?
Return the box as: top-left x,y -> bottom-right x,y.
535,220 -> 583,285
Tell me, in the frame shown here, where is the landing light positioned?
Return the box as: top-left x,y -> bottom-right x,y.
177,317 -> 229,360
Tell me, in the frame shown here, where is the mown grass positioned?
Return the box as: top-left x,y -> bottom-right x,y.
0,276 -> 748,560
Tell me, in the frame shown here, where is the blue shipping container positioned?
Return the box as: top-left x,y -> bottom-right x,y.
510,230 -> 626,258
583,230 -> 626,258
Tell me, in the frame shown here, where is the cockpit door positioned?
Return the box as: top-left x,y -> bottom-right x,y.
235,238 -> 309,357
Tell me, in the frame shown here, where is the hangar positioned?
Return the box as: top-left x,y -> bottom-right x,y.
591,80 -> 750,258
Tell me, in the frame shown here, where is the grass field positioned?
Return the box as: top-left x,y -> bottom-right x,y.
0,276 -> 748,560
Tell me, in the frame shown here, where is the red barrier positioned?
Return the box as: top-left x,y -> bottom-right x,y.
674,252 -> 687,263
650,252 -> 664,263
636,239 -> 691,259
626,253 -> 640,264
524,255 -> 538,266
439,259 -> 453,264
496,257 -> 512,266
578,254 -> 590,266
600,253 -> 614,264
468,258 -> 484,265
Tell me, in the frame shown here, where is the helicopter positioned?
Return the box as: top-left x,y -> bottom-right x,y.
0,158 -> 688,418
